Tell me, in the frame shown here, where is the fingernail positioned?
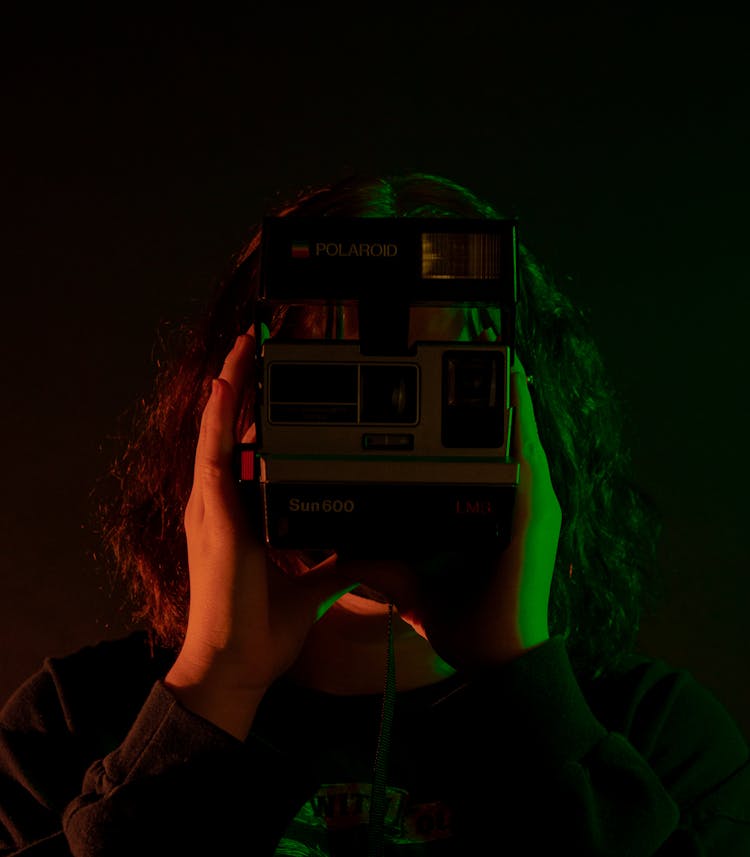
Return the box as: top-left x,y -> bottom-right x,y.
229,335 -> 246,355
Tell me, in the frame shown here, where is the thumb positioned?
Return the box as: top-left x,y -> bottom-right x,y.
312,578 -> 361,622
296,560 -> 361,622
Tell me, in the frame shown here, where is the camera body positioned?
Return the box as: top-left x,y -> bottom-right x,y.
236,216 -> 520,557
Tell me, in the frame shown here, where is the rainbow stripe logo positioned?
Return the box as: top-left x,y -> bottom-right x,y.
291,241 -> 310,259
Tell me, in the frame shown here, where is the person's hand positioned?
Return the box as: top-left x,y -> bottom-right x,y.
166,330 -> 356,737
337,354 -> 562,673
416,355 -> 561,670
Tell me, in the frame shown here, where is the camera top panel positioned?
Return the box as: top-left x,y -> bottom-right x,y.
259,217 -> 518,306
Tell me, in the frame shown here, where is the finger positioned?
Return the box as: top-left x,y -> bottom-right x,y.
189,383 -> 216,521
510,360 -> 561,529
509,355 -> 542,464
194,378 -> 242,520
219,330 -> 256,398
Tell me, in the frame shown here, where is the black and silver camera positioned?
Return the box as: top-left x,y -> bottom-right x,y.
236,216 -> 520,557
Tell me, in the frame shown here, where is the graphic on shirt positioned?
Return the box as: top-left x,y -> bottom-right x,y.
275,782 -> 454,856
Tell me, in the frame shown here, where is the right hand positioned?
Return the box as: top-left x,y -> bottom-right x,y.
166,330 -> 356,734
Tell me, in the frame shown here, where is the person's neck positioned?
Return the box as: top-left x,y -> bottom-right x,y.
286,595 -> 457,695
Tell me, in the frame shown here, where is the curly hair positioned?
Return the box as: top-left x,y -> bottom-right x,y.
95,171 -> 666,682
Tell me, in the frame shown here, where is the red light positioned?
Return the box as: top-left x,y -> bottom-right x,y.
240,449 -> 255,481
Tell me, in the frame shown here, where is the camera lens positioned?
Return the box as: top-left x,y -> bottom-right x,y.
360,365 -> 418,424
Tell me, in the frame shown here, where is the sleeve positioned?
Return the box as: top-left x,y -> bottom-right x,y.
429,636 -> 750,855
0,671 -> 317,856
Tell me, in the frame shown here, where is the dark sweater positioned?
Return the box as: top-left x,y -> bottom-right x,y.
0,632 -> 747,855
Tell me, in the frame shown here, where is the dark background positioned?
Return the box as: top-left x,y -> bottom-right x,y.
2,7 -> 748,738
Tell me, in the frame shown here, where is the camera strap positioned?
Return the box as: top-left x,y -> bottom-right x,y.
367,602 -> 396,857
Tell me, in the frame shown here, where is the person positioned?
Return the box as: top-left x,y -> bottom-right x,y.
1,172 -> 748,856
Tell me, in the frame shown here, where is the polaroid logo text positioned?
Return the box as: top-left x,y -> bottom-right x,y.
314,242 -> 398,258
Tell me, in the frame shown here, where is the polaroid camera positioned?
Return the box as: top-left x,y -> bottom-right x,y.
236,216 -> 520,558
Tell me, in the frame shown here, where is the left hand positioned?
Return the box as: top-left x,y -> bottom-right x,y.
337,354 -> 563,672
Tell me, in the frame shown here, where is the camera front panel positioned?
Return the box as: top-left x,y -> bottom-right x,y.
258,341 -> 512,462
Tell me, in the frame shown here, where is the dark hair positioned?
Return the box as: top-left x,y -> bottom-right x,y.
96,172 -> 665,682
